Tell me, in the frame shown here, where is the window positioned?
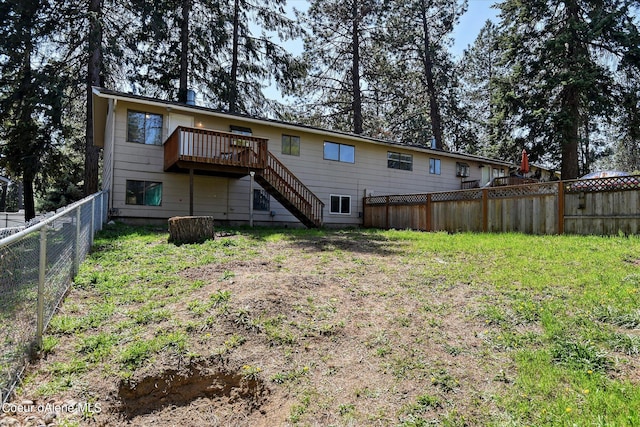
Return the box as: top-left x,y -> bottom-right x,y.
456,162 -> 470,177
282,135 -> 300,156
324,142 -> 355,163
330,195 -> 351,215
429,158 -> 441,175
230,125 -> 252,135
387,151 -> 413,171
127,111 -> 163,145
125,180 -> 162,206
253,189 -> 270,211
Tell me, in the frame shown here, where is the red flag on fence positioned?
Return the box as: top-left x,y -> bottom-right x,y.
521,149 -> 530,175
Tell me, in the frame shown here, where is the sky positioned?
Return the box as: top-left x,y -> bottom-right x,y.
452,0 -> 500,57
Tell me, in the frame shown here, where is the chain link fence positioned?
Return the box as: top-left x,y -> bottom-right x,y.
0,191 -> 109,404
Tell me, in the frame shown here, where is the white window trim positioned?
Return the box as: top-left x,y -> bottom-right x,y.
329,194 -> 351,215
324,141 -> 355,163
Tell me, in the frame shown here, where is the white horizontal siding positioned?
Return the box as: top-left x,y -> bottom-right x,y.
105,99 -> 508,226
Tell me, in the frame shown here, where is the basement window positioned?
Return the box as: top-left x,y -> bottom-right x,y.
330,195 -> 351,215
253,189 -> 270,211
125,180 -> 162,206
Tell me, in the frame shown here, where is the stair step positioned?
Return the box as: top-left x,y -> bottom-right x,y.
254,165 -> 322,228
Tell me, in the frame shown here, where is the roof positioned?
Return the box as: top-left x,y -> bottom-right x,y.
92,87 -> 513,167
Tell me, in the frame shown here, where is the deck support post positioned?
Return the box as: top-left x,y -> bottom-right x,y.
189,168 -> 194,216
249,171 -> 255,227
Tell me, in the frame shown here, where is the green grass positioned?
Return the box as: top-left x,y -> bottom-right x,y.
25,224 -> 640,426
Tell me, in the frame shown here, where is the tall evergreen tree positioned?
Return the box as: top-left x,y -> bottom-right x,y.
127,0 -> 214,101
383,0 -> 466,149
85,0 -> 103,195
128,0 -> 303,115
613,68 -> 640,171
0,0 -> 67,220
457,21 -> 505,156
221,0 -> 305,114
297,0 -> 381,134
496,0 -> 640,178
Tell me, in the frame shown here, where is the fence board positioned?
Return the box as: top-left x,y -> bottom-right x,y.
363,176 -> 640,236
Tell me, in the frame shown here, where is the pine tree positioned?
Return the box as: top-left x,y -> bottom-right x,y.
84,0 -> 103,195
127,0 -> 303,115
382,0 -> 466,149
0,0 -> 68,220
221,0 -> 305,114
297,0 -> 382,134
457,21 -> 505,156
496,0 -> 640,178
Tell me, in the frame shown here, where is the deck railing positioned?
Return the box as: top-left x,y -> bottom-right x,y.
490,176 -> 539,187
164,126 -> 268,171
257,153 -> 324,227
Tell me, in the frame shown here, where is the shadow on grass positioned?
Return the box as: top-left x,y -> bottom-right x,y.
94,223 -> 401,257
225,225 -> 402,257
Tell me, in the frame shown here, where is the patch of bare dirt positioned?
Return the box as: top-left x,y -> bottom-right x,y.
4,232 -> 518,427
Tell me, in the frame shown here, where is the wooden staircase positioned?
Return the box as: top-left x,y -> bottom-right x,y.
255,152 -> 324,228
163,127 -> 324,228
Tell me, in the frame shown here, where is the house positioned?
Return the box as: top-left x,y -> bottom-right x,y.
92,87 -> 518,228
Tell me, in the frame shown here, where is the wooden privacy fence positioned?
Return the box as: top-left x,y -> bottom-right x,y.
363,175 -> 640,236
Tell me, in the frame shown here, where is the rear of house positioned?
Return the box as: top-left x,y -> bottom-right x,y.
92,88 -> 513,228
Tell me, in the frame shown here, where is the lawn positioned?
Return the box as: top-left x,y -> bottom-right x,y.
4,224 -> 640,426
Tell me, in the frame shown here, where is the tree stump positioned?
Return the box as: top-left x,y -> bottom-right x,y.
168,216 -> 215,245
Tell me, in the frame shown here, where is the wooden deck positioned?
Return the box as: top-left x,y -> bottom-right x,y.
163,126 -> 324,227
164,126 -> 268,177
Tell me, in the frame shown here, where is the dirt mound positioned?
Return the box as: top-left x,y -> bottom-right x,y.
118,363 -> 268,419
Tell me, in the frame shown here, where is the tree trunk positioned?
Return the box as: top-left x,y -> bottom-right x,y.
23,173 -> 36,221
420,0 -> 444,150
351,0 -> 363,134
84,0 -> 102,196
20,18 -> 37,221
168,216 -> 216,245
178,0 -> 190,103
559,0 -> 582,180
560,85 -> 580,179
229,0 -> 240,113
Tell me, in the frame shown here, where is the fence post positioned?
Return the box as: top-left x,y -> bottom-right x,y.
425,194 -> 432,232
362,197 -> 367,227
385,196 -> 390,230
482,189 -> 489,232
557,181 -> 564,234
37,225 -> 47,348
98,192 -> 103,231
90,198 -> 95,246
74,206 -> 81,276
